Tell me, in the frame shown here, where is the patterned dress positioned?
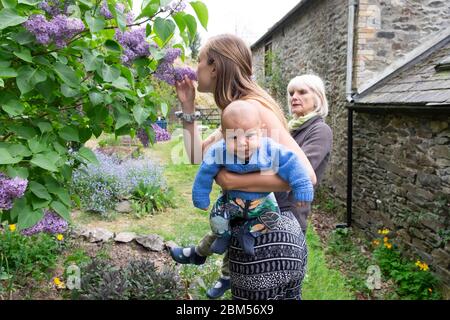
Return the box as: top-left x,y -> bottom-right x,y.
213,194 -> 308,300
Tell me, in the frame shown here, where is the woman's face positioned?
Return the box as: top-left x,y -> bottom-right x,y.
196,49 -> 216,93
289,84 -> 316,117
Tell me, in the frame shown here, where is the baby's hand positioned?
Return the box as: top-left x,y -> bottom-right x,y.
296,202 -> 309,208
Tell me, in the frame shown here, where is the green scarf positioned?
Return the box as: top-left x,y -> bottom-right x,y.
288,112 -> 318,132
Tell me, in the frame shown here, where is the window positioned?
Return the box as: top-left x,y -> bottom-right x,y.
435,56 -> 450,72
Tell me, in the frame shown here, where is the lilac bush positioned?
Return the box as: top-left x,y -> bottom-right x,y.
137,124 -> 171,147
0,173 -> 28,210
21,210 -> 68,236
24,14 -> 85,48
115,27 -> 155,65
71,152 -> 166,214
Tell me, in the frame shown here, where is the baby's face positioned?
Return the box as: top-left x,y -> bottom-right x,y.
223,126 -> 261,160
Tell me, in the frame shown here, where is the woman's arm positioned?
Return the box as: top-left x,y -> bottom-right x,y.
215,169 -> 290,192
176,77 -> 223,164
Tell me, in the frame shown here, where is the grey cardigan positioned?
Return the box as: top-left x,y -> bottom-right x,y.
275,115 -> 333,233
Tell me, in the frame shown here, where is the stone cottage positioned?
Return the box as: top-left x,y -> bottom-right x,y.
251,0 -> 450,294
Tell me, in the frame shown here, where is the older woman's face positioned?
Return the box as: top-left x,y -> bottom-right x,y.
289,85 -> 316,117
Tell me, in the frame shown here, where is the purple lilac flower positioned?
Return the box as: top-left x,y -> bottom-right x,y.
163,0 -> 187,13
137,128 -> 150,147
100,2 -> 127,20
115,27 -> 151,65
154,48 -> 197,85
164,48 -> 182,64
0,173 -> 28,210
24,14 -> 85,48
174,67 -> 197,82
21,210 -> 69,236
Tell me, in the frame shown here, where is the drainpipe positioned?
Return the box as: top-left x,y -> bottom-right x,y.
337,0 -> 358,229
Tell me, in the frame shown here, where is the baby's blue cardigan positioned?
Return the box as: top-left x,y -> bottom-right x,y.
192,137 -> 314,209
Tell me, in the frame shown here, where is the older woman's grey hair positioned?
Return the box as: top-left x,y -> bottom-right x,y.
287,74 -> 329,118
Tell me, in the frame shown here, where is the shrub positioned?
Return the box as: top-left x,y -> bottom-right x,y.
131,182 -> 176,218
71,152 -> 166,214
73,258 -> 182,300
0,224 -> 61,282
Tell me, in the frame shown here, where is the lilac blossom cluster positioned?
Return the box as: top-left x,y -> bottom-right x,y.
100,2 -> 134,24
137,124 -> 171,146
0,173 -> 28,210
21,210 -> 68,236
71,152 -> 166,213
154,48 -> 197,85
38,0 -> 70,17
115,27 -> 153,65
23,14 -> 85,48
163,0 -> 187,13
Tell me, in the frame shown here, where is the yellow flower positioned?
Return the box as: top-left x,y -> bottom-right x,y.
420,263 -> 429,272
383,237 -> 388,243
9,224 -> 16,232
53,277 -> 66,289
372,240 -> 380,246
415,260 -> 422,267
384,243 -> 393,249
381,229 -> 390,235
428,288 -> 433,293
56,234 -> 64,241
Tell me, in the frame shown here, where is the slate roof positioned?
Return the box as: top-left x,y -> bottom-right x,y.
353,34 -> 450,106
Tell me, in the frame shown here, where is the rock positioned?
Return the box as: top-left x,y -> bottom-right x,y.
82,228 -> 114,243
115,201 -> 133,213
165,240 -> 179,249
136,234 -> 165,252
114,232 -> 137,243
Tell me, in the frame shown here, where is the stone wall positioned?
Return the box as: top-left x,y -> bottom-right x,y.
252,0 -> 350,201
353,112 -> 450,290
355,0 -> 450,88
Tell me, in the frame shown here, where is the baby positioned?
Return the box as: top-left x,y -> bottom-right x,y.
192,102 -> 314,255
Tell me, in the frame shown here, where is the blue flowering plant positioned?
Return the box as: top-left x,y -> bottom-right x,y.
0,0 -> 208,229
71,151 -> 168,215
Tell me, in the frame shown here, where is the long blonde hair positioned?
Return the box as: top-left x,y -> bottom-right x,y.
203,34 -> 287,128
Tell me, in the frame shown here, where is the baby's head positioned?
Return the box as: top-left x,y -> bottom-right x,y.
221,101 -> 262,160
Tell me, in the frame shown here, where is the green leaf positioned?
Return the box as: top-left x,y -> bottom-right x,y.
0,8 -> 28,30
0,79 -> 3,87
8,144 -> 31,157
136,0 -> 159,20
183,14 -> 197,40
9,125 -> 37,139
161,102 -> 168,118
30,196 -> 50,211
13,48 -> 32,63
115,113 -> 132,130
0,149 -> 21,164
17,0 -> 40,4
37,121 -> 52,133
154,17 -> 175,44
28,137 -> 48,154
13,31 -> 35,45
82,50 -> 101,71
111,76 -> 130,90
114,5 -> 127,32
6,166 -> 28,179
29,181 -> 52,200
59,126 -> 80,142
172,12 -> 186,33
50,201 -> 71,221
190,1 -> 208,30
104,39 -> 121,52
16,66 -> 46,95
78,146 -> 99,165
88,91 -> 103,106
61,84 -> 79,97
30,154 -> 58,171
54,62 -> 80,88
85,11 -> 105,32
102,63 -> 120,82
0,66 -> 17,78
1,0 -> 17,9
2,99 -> 24,117
14,198 -> 44,230
133,105 -> 150,126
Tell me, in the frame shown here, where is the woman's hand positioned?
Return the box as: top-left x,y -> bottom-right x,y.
175,76 -> 196,113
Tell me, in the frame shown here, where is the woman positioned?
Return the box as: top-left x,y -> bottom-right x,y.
172,34 -> 315,300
